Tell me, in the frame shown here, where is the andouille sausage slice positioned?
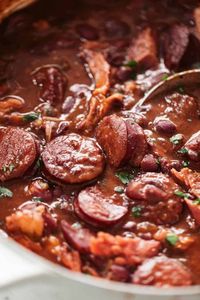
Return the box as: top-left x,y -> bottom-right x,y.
75,186 -> 128,227
41,133 -> 104,184
125,119 -> 147,167
126,173 -> 183,225
0,127 -> 37,181
132,256 -> 192,286
61,220 -> 93,253
96,115 -> 127,167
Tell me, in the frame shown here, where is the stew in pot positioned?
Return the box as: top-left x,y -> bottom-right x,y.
0,0 -> 200,287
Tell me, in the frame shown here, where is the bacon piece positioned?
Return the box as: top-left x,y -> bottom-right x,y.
6,205 -> 45,238
90,232 -> 160,267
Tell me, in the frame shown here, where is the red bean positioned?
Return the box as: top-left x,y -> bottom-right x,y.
76,24 -> 99,40
141,154 -> 159,172
155,119 -> 177,135
104,19 -> 130,38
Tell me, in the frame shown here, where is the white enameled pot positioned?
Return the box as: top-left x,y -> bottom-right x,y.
0,1 -> 200,299
0,234 -> 199,300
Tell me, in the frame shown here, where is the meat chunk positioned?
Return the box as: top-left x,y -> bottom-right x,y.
184,131 -> 200,162
96,115 -> 147,167
126,173 -> 183,225
132,256 -> 192,286
90,232 -> 160,266
75,186 -> 128,227
171,168 -> 200,198
194,7 -> 200,37
96,115 -> 128,167
0,127 -> 37,181
61,220 -> 93,253
32,66 -> 67,104
0,96 -> 24,113
162,24 -> 189,69
6,205 -> 45,238
125,119 -> 147,167
83,49 -> 110,96
42,133 -> 105,184
127,28 -> 158,70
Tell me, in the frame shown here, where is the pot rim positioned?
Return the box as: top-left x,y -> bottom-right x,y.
1,235 -> 200,296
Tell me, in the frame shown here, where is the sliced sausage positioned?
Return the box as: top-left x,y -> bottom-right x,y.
0,127 -> 37,181
184,130 -> 200,162
96,115 -> 127,167
61,220 -> 93,253
125,119 -> 147,167
41,133 -> 105,184
75,186 -> 128,227
126,173 -> 183,225
132,256 -> 192,286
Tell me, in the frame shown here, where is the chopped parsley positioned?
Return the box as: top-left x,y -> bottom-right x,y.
170,134 -> 183,145
32,197 -> 44,202
114,186 -> 124,194
174,190 -> 190,199
178,148 -> 188,154
23,112 -> 40,122
162,74 -> 169,81
182,160 -> 190,167
193,198 -> 200,205
115,171 -> 134,185
0,187 -> 13,198
177,85 -> 185,94
36,158 -> 42,170
124,60 -> 137,80
2,163 -> 15,173
124,60 -> 137,68
166,233 -> 179,246
132,206 -> 143,218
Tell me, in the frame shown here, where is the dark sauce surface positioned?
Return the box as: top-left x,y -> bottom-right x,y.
0,0 -> 200,286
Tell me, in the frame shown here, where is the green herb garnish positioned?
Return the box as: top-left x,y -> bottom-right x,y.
132,206 -> 143,218
23,112 -> 40,122
162,74 -> 169,81
0,187 -> 13,198
32,197 -> 44,202
115,171 -> 134,185
2,163 -> 15,173
166,233 -> 179,246
182,161 -> 190,167
174,190 -> 190,199
178,148 -> 188,154
177,85 -> 185,94
170,134 -> 183,145
124,60 -> 137,68
193,198 -> 200,205
114,186 -> 124,194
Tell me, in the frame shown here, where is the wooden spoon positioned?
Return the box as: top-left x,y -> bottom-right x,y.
0,0 -> 37,22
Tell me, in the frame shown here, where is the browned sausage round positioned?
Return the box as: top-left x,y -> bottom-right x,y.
75,186 -> 128,227
61,220 -> 93,253
0,127 -> 37,181
132,256 -> 192,286
41,133 -> 105,184
96,115 -> 127,167
125,119 -> 147,166
126,173 -> 183,225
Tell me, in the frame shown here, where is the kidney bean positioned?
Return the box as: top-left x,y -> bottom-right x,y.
107,265 -> 129,282
76,24 -> 99,40
141,154 -> 159,172
104,19 -> 130,38
155,119 -> 177,135
116,66 -> 133,82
